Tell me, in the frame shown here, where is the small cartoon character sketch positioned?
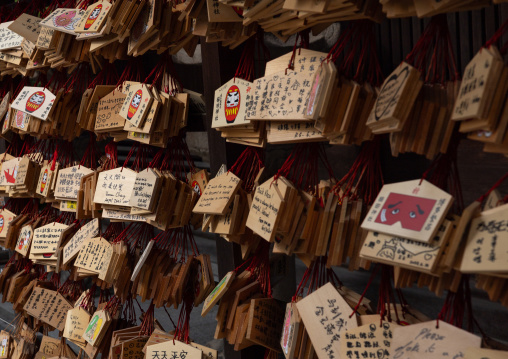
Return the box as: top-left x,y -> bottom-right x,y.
0,215 -> 4,233
374,192 -> 436,232
25,91 -> 45,113
376,239 -> 397,260
84,4 -> 102,30
53,10 -> 80,31
225,85 -> 240,123
127,89 -> 143,120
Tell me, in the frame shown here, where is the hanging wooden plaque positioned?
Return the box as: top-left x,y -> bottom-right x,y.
390,320 -> 481,359
212,78 -> 253,128
339,321 -> 397,359
296,283 -> 358,359
93,167 -> 137,207
11,87 -> 56,121
461,202 -> 508,273
193,172 -> 241,215
62,219 -> 100,265
54,166 -> 94,200
361,179 -> 453,243
30,222 -> 68,255
39,9 -> 86,35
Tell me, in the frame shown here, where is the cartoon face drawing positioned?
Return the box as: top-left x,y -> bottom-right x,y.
0,216 -> 4,233
224,85 -> 240,123
54,10 -> 78,30
127,89 -> 143,120
84,4 -> 102,30
191,180 -> 201,196
25,91 -> 45,113
374,193 -> 436,232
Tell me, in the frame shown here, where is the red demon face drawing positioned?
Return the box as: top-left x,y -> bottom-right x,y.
40,169 -> 48,192
374,193 -> 436,232
225,85 -> 240,123
25,91 -> 45,113
127,89 -> 142,120
84,4 -> 102,30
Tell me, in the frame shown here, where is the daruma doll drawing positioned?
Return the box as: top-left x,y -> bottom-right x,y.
127,89 -> 142,120
225,85 -> 240,123
25,91 -> 45,113
85,4 -> 102,30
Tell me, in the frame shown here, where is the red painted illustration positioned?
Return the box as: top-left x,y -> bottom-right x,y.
84,4 -> 102,30
40,169 -> 48,193
225,85 -> 240,123
374,193 -> 436,232
25,91 -> 45,113
127,89 -> 142,120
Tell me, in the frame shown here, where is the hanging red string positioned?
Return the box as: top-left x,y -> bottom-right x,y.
274,143 -> 336,199
332,136 -> 383,206
228,147 -> 264,192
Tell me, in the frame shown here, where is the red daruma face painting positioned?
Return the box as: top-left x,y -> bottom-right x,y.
374,193 -> 436,232
225,85 -> 240,123
127,89 -> 142,120
25,91 -> 45,113
84,4 -> 102,30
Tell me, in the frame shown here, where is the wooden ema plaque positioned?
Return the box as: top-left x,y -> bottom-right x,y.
193,172 -> 241,215
119,83 -> 153,128
390,320 -> 481,359
246,176 -> 289,242
0,22 -> 23,51
452,46 -> 504,121
360,219 -> 453,273
201,271 -> 235,317
30,222 -> 68,255
146,339 -> 202,359
74,1 -> 112,34
14,223 -> 33,257
93,167 -> 137,207
339,321 -> 397,359
0,209 -> 16,238
62,219 -> 99,265
361,179 -> 453,244
7,14 -> 42,44
296,283 -> 358,359
23,287 -> 73,331
460,202 -> 508,273
83,309 -> 111,346
11,87 -> 56,121
39,8 -> 86,35
212,77 -> 253,128
54,165 -> 94,200
246,298 -> 284,352
63,307 -> 90,345
75,237 -> 113,281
